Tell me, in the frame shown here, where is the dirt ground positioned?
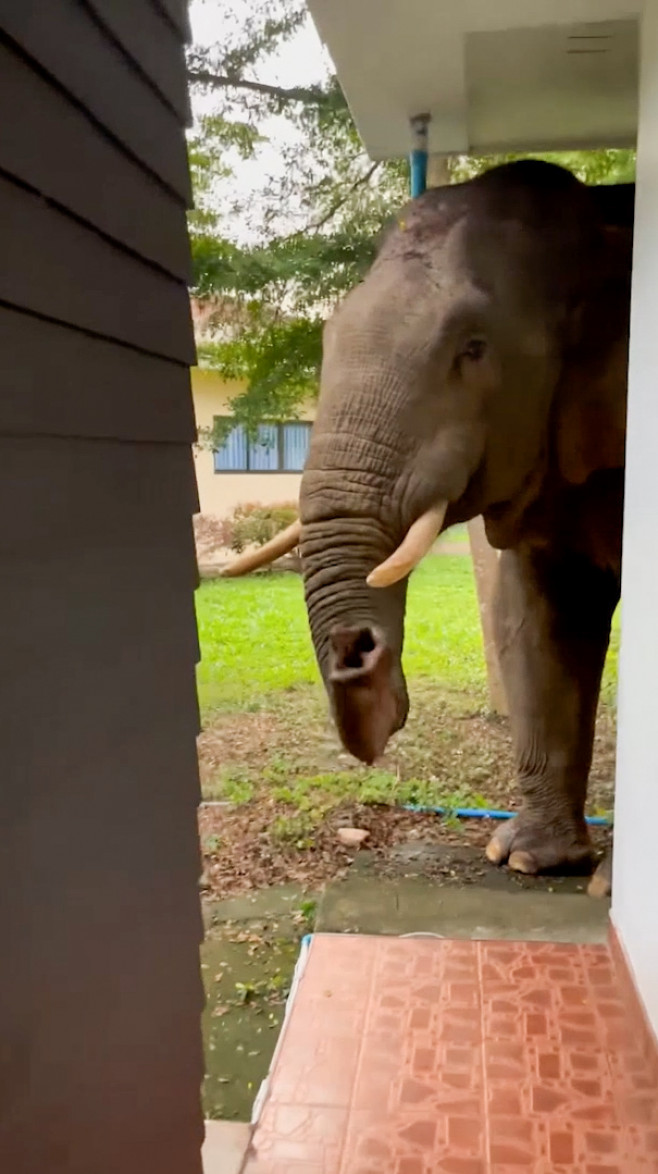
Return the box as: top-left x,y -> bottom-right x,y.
199,801 -> 611,899
197,690 -> 615,899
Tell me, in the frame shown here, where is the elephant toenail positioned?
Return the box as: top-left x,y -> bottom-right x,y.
508,850 -> 537,874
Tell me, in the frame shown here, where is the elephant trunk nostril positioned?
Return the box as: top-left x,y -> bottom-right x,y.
330,625 -> 378,673
328,624 -> 404,764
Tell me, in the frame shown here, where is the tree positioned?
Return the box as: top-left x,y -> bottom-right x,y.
187,1 -> 635,431
449,148 -> 635,186
186,0 -> 409,435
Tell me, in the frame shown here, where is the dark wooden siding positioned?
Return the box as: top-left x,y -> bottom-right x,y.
84,0 -> 192,122
0,40 -> 192,280
0,4 -> 204,1173
0,1 -> 192,200
0,173 -> 194,362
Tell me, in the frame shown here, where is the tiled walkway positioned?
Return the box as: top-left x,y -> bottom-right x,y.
242,934 -> 658,1173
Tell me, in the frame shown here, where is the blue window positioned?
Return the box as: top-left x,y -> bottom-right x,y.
213,419 -> 311,473
249,424 -> 279,471
213,424 -> 247,471
282,423 -> 311,471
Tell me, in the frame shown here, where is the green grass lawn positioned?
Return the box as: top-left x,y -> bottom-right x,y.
196,570 -> 319,712
196,555 -> 619,716
196,553 -> 619,890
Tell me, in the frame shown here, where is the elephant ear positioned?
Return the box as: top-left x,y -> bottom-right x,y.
555,226 -> 630,486
555,338 -> 627,485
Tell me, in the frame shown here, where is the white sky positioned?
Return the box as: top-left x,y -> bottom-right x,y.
188,1 -> 334,242
189,0 -> 330,90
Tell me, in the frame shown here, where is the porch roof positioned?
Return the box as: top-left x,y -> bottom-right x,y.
307,1 -> 641,159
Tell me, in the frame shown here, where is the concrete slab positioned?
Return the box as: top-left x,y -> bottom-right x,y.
202,1120 -> 250,1174
317,873 -> 609,943
351,841 -> 598,894
202,884 -> 310,932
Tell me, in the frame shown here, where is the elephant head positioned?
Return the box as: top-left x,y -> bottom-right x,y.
223,161 -> 631,764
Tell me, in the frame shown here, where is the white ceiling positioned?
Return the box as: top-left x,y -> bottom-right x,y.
306,0 -> 641,157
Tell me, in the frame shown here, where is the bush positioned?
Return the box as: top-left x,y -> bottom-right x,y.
224,501 -> 299,554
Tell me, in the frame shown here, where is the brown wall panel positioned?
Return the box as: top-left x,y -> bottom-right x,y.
0,173 -> 195,364
0,43 -> 191,280
0,0 -> 192,201
0,4 -> 204,1170
0,305 -> 196,443
84,0 -> 191,122
0,438 -> 204,1174
152,0 -> 192,41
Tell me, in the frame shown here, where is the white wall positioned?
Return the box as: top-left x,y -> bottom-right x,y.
611,0 -> 658,1036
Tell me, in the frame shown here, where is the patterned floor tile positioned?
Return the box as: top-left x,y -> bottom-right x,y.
242,935 -> 658,1173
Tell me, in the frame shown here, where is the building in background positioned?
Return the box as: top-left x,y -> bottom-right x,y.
192,368 -> 315,517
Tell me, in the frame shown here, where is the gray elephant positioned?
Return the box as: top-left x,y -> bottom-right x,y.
224,160 -> 633,897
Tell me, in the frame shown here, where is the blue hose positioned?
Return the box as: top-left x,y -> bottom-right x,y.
403,804 -> 610,827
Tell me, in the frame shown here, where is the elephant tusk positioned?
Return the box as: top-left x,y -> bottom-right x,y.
366,502 -> 449,588
220,519 -> 302,578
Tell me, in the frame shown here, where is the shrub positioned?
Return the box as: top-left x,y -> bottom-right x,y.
225,501 -> 299,554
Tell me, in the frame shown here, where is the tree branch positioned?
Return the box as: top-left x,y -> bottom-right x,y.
310,162 -> 381,231
276,161 -> 382,243
187,69 -> 338,108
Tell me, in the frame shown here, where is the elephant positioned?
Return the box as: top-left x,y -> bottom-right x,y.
224,160 -> 633,897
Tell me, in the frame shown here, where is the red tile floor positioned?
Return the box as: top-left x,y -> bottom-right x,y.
242,934 -> 658,1173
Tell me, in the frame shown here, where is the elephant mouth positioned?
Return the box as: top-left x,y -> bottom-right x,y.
328,624 -> 408,763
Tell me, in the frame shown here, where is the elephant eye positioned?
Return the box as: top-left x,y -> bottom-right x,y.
461,337 -> 487,362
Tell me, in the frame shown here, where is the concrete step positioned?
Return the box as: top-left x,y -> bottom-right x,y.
202,1120 -> 251,1174
317,852 -> 610,944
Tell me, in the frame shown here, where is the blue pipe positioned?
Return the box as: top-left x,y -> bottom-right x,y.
409,112 -> 430,198
410,149 -> 428,198
403,804 -> 610,827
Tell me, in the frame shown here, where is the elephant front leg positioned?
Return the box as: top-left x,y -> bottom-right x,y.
486,545 -> 618,876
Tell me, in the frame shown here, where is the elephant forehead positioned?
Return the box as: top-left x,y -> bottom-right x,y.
378,211 -> 473,281
327,260 -> 484,356
385,202 -> 559,306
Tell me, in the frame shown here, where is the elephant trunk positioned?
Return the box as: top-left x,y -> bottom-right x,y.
299,364 -> 416,761
301,513 -> 409,763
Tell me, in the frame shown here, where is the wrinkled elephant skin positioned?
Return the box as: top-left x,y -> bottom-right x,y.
299,160 -> 632,895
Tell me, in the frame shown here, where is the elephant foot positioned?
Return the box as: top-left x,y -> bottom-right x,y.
486,811 -> 593,876
587,850 -> 612,899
